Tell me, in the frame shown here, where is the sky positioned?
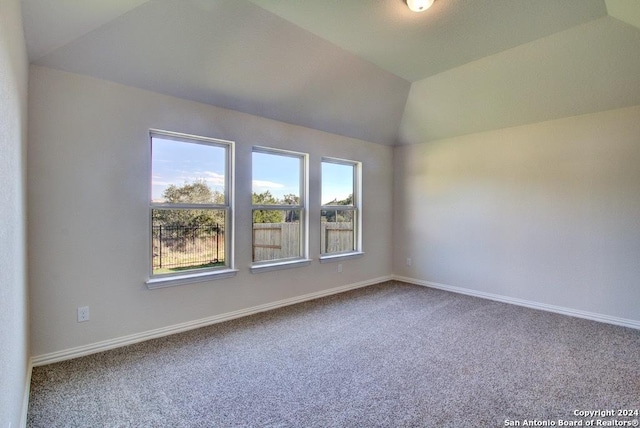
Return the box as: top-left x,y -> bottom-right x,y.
321,161 -> 353,205
151,137 -> 226,201
152,137 -> 353,204
252,151 -> 300,200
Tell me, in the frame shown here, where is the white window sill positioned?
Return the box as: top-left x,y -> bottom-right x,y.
319,252 -> 365,263
250,258 -> 312,274
146,268 -> 238,289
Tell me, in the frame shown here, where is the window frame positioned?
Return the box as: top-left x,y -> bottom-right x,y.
146,129 -> 237,288
250,146 -> 310,273
319,157 -> 364,262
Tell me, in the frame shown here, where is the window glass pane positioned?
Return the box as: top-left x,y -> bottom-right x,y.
150,132 -> 232,279
152,137 -> 226,204
322,162 -> 353,206
253,209 -> 301,262
152,209 -> 225,274
321,209 -> 355,254
252,151 -> 300,204
321,158 -> 359,257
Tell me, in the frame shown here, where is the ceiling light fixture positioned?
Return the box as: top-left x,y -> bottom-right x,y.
405,0 -> 435,12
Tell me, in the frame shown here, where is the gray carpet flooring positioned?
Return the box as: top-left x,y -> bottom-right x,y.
28,281 -> 640,427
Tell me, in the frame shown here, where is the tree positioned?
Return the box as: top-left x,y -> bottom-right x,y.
321,193 -> 353,222
162,180 -> 223,205
153,180 -> 225,229
282,193 -> 300,222
252,191 -> 284,223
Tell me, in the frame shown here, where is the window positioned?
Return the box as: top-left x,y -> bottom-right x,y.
321,158 -> 362,258
251,147 -> 309,271
148,130 -> 234,286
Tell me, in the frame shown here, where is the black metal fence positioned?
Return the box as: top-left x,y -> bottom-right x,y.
152,224 -> 224,271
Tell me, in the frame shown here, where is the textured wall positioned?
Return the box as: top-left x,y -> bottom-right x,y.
394,106 -> 640,323
0,0 -> 29,426
28,66 -> 394,357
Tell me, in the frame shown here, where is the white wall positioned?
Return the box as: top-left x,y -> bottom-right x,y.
28,66 -> 394,358
399,17 -> 640,144
0,0 -> 29,426
394,106 -> 640,324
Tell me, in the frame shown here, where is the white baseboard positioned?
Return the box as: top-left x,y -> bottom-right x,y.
394,275 -> 640,331
33,274 -> 635,367
31,275 -> 393,367
20,358 -> 32,428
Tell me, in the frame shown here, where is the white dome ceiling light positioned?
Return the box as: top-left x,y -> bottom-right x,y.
405,0 -> 435,13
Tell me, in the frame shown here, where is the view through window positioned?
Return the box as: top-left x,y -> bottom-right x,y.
321,159 -> 360,255
252,148 -> 306,263
150,131 -> 232,277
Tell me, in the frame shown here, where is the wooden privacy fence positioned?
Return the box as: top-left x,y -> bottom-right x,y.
253,222 -> 354,260
253,222 -> 300,261
321,222 -> 354,254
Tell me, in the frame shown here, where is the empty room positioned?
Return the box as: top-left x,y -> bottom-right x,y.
2,0 -> 640,426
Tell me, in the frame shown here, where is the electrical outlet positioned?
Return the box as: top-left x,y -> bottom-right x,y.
406,257 -> 412,266
77,306 -> 90,322
337,263 -> 343,273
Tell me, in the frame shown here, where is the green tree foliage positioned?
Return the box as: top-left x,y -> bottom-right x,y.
153,180 -> 225,228
162,180 -> 224,205
322,193 -> 353,222
282,194 -> 299,205
283,193 -> 300,222
252,191 -> 284,223
323,193 -> 353,206
252,190 -> 279,205
252,191 -> 301,223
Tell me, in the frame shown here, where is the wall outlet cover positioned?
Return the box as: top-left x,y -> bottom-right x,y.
77,306 -> 90,322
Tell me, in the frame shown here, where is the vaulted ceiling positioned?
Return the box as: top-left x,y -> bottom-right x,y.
21,0 -> 640,145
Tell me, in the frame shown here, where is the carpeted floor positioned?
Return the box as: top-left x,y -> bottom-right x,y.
28,281 -> 640,427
